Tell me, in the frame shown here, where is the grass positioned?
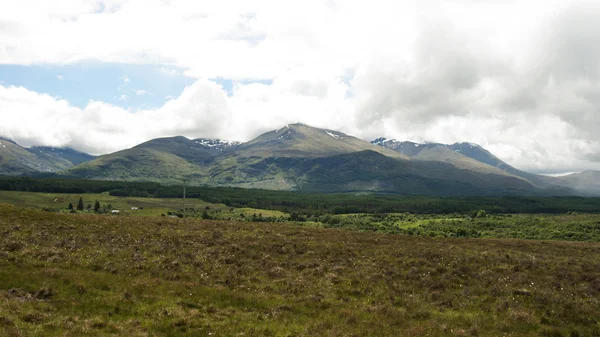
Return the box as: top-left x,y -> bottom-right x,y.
1,204 -> 600,336
0,190 -> 222,217
314,212 -> 600,242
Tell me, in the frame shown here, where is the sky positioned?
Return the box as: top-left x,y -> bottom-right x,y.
0,0 -> 599,174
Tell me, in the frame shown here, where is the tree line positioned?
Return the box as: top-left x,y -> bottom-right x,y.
1,177 -> 600,215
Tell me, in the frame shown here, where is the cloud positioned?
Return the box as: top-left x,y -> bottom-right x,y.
118,94 -> 127,101
56,75 -> 64,80
134,89 -> 148,96
0,0 -> 600,174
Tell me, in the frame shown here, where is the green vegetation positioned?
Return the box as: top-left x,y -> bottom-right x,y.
3,179 -> 600,243
32,124 -> 571,195
1,205 -> 599,336
307,212 -> 600,242
0,190 -> 221,217
0,139 -> 94,175
2,177 -> 600,215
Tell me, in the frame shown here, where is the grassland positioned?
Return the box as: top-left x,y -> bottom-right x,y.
0,191 -> 221,217
1,204 -> 600,336
3,190 -> 600,243
316,213 -> 600,242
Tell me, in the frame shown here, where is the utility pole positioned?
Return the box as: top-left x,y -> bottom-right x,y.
182,179 -> 186,218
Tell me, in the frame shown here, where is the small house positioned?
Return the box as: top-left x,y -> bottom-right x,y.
111,210 -> 120,214
131,207 -> 138,210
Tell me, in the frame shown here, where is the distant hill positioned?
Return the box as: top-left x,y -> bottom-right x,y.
559,171 -> 600,195
200,124 -> 563,195
372,138 -> 564,189
27,146 -> 96,171
67,136 -> 239,184
3,124 -> 587,196
0,138 -> 95,175
233,124 -> 408,159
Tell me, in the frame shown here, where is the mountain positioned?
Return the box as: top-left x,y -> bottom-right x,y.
280,150 -> 543,195
233,124 -> 408,159
199,124 -> 563,195
446,142 -> 560,188
0,138 -> 96,175
201,123 -> 411,189
559,171 -> 600,195
371,138 -> 427,156
0,138 -> 50,175
372,138 -> 561,189
27,146 -> 96,171
193,138 -> 241,152
67,136 -> 239,184
35,124 -> 580,195
370,138 -> 531,178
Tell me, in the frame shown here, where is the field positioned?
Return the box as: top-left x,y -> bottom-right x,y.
1,204 -> 600,336
0,190 -> 221,217
3,190 -> 600,243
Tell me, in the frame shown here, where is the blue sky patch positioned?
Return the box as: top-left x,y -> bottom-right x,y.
0,62 -> 195,110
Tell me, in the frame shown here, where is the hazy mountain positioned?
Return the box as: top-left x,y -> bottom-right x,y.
27,146 -> 96,171
559,171 -> 600,195
0,138 -> 96,175
372,138 -> 562,189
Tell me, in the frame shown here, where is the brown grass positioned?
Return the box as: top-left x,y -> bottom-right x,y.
0,203 -> 599,336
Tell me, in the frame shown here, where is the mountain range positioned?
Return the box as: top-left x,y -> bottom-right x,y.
0,124 -> 597,196
0,138 -> 96,175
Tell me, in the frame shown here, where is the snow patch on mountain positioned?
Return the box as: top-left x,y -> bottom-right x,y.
325,130 -> 340,140
194,138 -> 241,151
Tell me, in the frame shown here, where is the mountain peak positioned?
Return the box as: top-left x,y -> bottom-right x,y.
0,136 -> 16,145
452,142 -> 481,149
193,138 -> 241,151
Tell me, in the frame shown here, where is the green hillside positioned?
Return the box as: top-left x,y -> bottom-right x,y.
0,138 -> 96,175
0,139 -> 56,175
66,136 -> 239,184
27,146 -> 96,171
65,124 -> 574,196
68,147 -> 207,184
373,139 -> 566,189
234,123 -> 409,159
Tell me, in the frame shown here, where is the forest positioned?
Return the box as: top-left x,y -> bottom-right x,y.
1,176 -> 599,215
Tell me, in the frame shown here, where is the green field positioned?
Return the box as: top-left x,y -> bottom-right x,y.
3,190 -> 600,243
0,190 -> 221,217
1,204 -> 600,336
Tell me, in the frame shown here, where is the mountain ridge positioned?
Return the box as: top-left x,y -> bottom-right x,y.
0,125 -> 593,196
63,124 -> 574,196
371,137 -> 567,190
0,139 -> 95,175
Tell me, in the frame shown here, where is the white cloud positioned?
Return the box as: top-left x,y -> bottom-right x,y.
118,94 -> 127,101
56,75 -> 64,80
134,89 -> 148,96
0,0 -> 599,173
